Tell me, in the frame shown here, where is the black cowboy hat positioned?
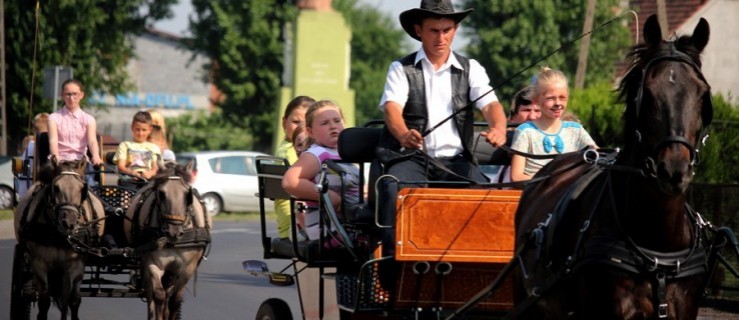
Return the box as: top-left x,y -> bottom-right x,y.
400,0 -> 474,41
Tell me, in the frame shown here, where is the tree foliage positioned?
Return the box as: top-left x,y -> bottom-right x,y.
693,95 -> 739,184
568,82 -> 624,147
568,88 -> 739,184
461,0 -> 631,103
185,0 -> 297,152
333,0 -> 408,125
168,111 -> 253,152
4,0 -> 175,153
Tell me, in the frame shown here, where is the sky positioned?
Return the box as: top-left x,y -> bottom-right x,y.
152,0 -> 468,50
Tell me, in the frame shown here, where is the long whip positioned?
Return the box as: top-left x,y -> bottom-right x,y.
27,1 -> 41,135
421,11 -> 636,138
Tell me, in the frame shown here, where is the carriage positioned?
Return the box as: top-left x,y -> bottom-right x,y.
10,148 -> 211,320
247,120 -> 523,319
245,15 -> 739,320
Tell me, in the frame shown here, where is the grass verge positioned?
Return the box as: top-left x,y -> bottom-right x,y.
211,211 -> 276,221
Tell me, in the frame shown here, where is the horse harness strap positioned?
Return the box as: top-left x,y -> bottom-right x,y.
572,174 -> 708,319
19,184 -> 102,250
634,42 -> 713,170
521,151 -> 710,319
131,184 -> 211,251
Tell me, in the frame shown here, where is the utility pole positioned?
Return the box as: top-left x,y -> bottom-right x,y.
1,0 -> 7,155
574,0 -> 596,89
656,0 -> 669,39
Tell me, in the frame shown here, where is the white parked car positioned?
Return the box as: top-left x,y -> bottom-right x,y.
176,151 -> 271,216
0,156 -> 17,209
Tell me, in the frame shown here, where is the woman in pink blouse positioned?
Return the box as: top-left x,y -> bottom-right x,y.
47,79 -> 102,183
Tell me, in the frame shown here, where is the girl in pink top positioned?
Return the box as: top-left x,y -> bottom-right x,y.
47,79 -> 102,166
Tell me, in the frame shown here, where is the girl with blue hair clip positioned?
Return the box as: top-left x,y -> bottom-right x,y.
510,67 -> 597,181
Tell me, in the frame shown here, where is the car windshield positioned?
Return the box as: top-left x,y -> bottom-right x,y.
209,156 -> 255,176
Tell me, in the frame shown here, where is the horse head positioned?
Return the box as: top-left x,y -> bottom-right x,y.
48,156 -> 89,235
152,162 -> 195,240
620,14 -> 711,195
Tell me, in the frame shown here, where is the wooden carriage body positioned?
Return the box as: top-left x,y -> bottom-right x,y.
251,122 -> 522,319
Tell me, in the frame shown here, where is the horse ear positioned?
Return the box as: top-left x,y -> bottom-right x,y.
187,187 -> 194,206
691,18 -> 710,53
643,14 -> 662,46
185,159 -> 194,174
81,183 -> 88,203
50,155 -> 58,169
78,157 -> 88,174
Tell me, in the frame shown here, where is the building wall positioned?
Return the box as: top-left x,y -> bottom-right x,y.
628,0 -> 738,104
679,0 -> 739,104
89,30 -> 212,141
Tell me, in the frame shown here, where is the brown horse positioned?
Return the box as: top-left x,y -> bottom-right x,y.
124,162 -> 211,320
14,157 -> 105,320
512,15 -> 712,319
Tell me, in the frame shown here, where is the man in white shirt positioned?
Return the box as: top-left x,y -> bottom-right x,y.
375,0 -> 508,280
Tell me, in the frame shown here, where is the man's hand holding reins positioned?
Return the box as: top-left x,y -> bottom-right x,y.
481,101 -> 508,147
401,129 -> 424,149
480,128 -> 506,147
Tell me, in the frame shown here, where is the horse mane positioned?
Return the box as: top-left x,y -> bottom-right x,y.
151,162 -> 192,186
36,160 -> 86,184
618,35 -> 702,104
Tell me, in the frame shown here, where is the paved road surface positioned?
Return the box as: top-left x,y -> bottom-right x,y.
1,219 -> 737,319
0,220 -> 302,319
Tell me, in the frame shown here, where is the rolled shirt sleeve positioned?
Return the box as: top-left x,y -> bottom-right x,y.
379,61 -> 409,111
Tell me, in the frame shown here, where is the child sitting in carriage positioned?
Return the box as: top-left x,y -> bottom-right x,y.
113,111 -> 162,189
509,67 -> 597,181
282,100 -> 360,241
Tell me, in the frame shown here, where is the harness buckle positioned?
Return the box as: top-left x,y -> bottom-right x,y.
583,149 -> 599,164
658,303 -> 668,318
648,257 -> 659,271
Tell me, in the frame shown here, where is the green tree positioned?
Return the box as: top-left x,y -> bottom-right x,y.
333,0 -> 408,125
461,0 -> 630,103
4,0 -> 175,153
185,0 -> 298,152
569,82 -> 624,147
693,95 -> 739,184
168,111 -> 253,151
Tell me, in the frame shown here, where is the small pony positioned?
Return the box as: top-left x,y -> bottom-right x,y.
124,161 -> 211,320
513,15 -> 713,319
14,156 -> 105,320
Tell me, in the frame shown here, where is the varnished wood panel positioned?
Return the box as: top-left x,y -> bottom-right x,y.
396,188 -> 521,263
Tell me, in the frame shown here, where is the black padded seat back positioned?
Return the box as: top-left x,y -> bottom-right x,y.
471,130 -> 515,166
338,127 -> 383,223
338,127 -> 382,163
105,151 -> 117,165
256,156 -> 291,200
35,132 -> 50,170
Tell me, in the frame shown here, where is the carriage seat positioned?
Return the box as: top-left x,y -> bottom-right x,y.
256,156 -> 353,264
337,127 -> 382,225
472,129 -> 516,166
335,125 -> 514,224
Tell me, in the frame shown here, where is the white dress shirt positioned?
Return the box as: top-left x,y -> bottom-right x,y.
380,48 -> 498,157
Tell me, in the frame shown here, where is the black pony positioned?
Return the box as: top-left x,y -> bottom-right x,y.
512,15 -> 712,319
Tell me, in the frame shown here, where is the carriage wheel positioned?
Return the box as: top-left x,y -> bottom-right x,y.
255,298 -> 292,320
10,244 -> 32,320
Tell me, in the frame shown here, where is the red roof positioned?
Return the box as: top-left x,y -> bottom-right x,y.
629,0 -> 709,37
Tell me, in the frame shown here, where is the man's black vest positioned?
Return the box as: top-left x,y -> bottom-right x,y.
376,51 -> 475,163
